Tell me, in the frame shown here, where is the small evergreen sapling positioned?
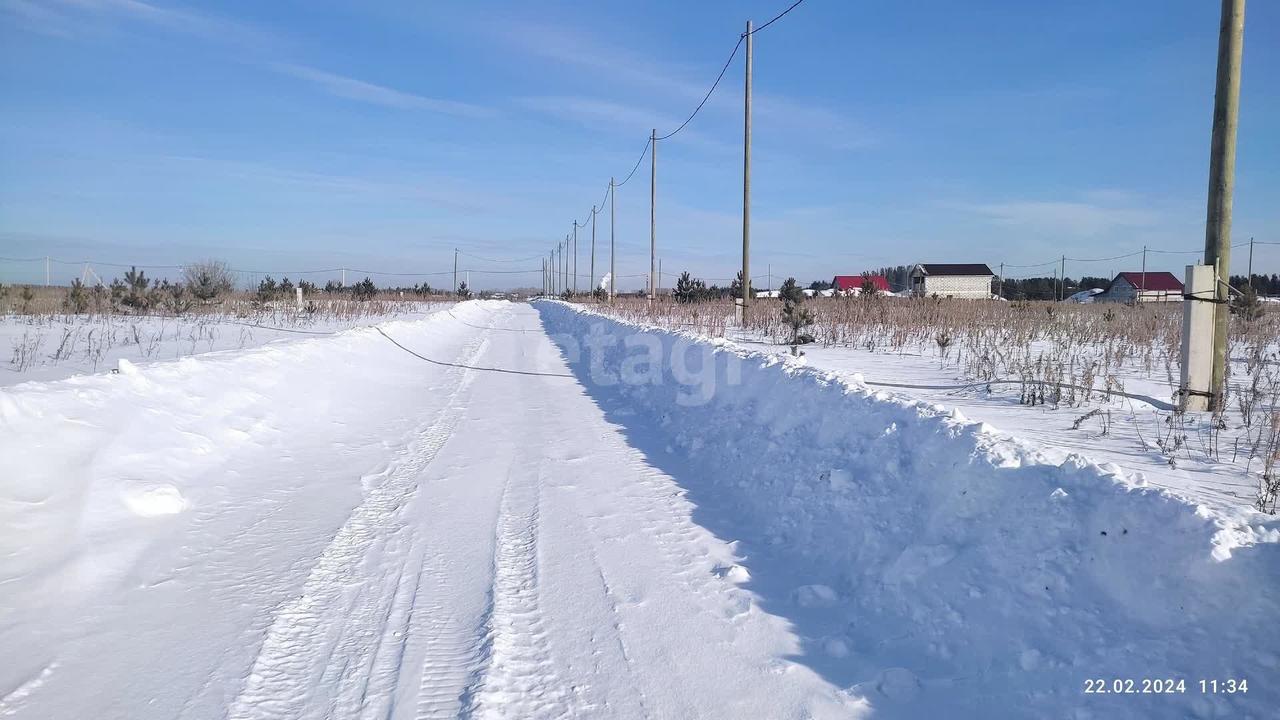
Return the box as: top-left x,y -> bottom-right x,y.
779,277 -> 814,352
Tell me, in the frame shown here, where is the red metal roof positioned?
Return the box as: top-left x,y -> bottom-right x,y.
833,275 -> 890,292
1116,271 -> 1183,292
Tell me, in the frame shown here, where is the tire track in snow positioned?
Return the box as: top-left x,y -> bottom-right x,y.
550,489 -> 652,719
459,463 -> 571,720
225,332 -> 488,720
403,553 -> 482,719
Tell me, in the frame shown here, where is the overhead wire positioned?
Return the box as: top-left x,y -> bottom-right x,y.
614,137 -> 652,187
458,251 -> 546,263
749,0 -> 807,34
655,34 -> 744,141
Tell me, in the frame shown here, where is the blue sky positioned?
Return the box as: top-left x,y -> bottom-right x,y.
1,0 -> 1277,290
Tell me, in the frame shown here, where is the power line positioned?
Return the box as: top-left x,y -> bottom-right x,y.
457,251 -> 545,263
375,326 -> 574,378
596,183 -> 611,213
1002,259 -> 1058,269
615,137 -> 651,187
1065,250 -> 1144,262
655,34 -> 744,141
750,0 -> 807,35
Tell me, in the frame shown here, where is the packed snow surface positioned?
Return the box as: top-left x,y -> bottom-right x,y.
2,300 -> 1277,719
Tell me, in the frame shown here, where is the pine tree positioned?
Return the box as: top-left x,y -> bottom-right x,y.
352,277 -> 378,301
1232,284 -> 1264,322
778,277 -> 813,348
65,279 -> 89,314
859,274 -> 881,298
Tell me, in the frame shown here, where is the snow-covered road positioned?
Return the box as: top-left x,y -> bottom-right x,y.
4,300 -> 1277,719
1,302 -> 857,719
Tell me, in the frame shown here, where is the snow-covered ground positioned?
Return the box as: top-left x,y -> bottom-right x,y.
0,303 -> 452,387
2,300 -> 1277,719
725,334 -> 1265,519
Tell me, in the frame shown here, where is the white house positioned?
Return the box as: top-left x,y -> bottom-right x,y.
1098,272 -> 1184,303
910,264 -> 995,299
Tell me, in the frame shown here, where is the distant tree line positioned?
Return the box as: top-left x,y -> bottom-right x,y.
996,276 -> 1112,301
672,271 -> 756,303
50,258 -> 469,315
871,265 -> 913,293
1229,274 -> 1280,295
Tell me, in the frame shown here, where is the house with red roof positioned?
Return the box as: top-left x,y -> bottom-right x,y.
832,274 -> 891,296
1101,271 -> 1184,303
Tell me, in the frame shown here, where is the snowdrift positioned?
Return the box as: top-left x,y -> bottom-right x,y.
536,300 -> 1280,719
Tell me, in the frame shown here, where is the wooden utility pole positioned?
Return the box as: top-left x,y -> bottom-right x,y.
1203,0 -> 1245,411
741,20 -> 753,322
590,205 -> 597,298
453,248 -> 458,294
610,178 -> 616,302
650,128 -> 657,301
998,262 -> 1004,299
1059,255 -> 1066,301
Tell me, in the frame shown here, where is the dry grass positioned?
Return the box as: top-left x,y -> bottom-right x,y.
2,283 -> 444,374
585,294 -> 1280,512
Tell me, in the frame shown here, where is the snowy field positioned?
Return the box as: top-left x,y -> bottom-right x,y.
0,301 -> 454,386
2,299 -> 1277,719
603,297 -> 1280,520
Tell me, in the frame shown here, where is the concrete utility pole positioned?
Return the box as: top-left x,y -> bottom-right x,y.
610,178 -> 616,302
453,249 -> 458,294
341,268 -> 346,287
1141,246 -> 1147,299
45,257 -> 50,287
1202,0 -> 1245,411
998,262 -> 1004,299
741,19 -> 753,323
572,221 -> 579,295
590,205 -> 597,299
650,128 -> 657,301
1247,237 -> 1254,288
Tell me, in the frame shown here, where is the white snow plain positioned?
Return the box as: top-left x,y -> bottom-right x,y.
1,299 -> 1276,719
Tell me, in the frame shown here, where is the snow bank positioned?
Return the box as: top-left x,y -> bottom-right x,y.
0,304 -> 504,712
536,300 -> 1280,719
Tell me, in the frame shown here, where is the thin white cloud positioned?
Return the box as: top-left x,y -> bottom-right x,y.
501,23 -> 709,100
158,154 -> 495,213
954,197 -> 1159,237
503,23 -> 872,153
3,0 -> 277,48
755,92 -> 877,150
273,64 -> 493,119
515,95 -> 735,154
